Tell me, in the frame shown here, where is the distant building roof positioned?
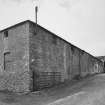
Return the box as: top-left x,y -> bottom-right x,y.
97,56 -> 105,62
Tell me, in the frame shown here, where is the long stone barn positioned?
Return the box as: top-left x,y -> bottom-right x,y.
0,20 -> 104,93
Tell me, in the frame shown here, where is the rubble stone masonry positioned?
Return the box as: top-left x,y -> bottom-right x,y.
0,20 -> 103,93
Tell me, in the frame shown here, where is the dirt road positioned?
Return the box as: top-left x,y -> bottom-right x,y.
0,74 -> 105,105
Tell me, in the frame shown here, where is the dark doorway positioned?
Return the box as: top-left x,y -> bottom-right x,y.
32,71 -> 39,91
104,61 -> 105,73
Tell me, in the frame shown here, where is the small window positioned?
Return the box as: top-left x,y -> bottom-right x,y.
52,35 -> 57,44
4,31 -> 8,38
71,45 -> 74,53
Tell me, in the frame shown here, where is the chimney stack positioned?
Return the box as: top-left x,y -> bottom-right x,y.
35,6 -> 38,24
35,6 -> 38,34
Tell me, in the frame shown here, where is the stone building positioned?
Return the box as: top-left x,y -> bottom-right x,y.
0,20 -> 103,93
97,56 -> 105,72
97,56 -> 105,62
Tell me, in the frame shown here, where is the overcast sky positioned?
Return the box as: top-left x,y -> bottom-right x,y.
0,0 -> 105,56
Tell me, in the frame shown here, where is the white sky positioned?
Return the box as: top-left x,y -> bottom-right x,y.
0,0 -> 105,56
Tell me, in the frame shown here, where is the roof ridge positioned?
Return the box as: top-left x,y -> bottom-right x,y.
0,20 -> 35,33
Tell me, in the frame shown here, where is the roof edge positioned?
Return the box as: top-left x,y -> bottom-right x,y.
29,20 -> 103,63
0,20 -> 31,33
0,20 -> 102,63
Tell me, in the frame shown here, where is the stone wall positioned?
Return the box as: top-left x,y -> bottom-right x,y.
0,20 -> 103,93
29,22 -> 104,91
0,22 -> 30,93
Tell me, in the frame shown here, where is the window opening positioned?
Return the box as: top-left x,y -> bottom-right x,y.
4,31 -> 8,38
52,35 -> 57,44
